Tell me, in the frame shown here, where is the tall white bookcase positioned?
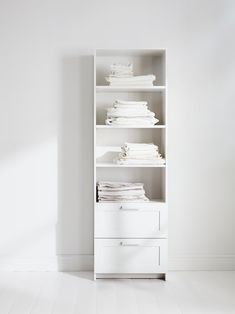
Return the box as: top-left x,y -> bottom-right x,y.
94,49 -> 168,280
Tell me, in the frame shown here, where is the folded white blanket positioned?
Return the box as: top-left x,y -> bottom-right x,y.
98,196 -> 149,202
105,117 -> 159,126
107,108 -> 154,118
98,181 -> 143,188
120,151 -> 160,158
98,190 -> 145,196
115,100 -> 148,106
117,158 -> 165,165
123,143 -> 158,151
97,180 -> 149,202
113,104 -> 148,110
106,75 -> 156,83
109,82 -> 154,87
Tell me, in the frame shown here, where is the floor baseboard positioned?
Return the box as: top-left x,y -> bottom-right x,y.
0,254 -> 235,271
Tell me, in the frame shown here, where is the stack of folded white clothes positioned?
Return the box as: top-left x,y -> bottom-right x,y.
105,100 -> 159,126
110,63 -> 133,78
97,181 -> 149,202
116,143 -> 165,165
105,63 -> 156,86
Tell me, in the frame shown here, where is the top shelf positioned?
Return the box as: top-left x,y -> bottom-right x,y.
96,86 -> 166,93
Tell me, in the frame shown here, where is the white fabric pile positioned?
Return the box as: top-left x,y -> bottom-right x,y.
105,100 -> 159,126
97,181 -> 149,202
110,63 -> 133,78
116,143 -> 165,165
105,63 -> 156,87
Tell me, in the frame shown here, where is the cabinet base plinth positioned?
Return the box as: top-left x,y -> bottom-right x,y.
94,273 -> 167,280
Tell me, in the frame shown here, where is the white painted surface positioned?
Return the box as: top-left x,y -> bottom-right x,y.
95,239 -> 168,274
95,202 -> 167,238
0,0 -> 235,270
0,271 -> 235,313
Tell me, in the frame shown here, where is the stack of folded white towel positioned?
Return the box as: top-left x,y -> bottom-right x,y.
105,63 -> 156,87
116,143 -> 165,165
105,100 -> 159,126
97,181 -> 149,202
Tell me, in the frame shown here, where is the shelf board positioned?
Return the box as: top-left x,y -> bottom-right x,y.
96,86 -> 165,92
96,199 -> 166,204
96,163 -> 166,168
96,125 -> 166,129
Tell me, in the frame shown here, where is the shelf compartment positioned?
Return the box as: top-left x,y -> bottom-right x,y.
96,167 -> 166,201
96,90 -> 165,125
96,128 -> 166,163
96,51 -> 166,86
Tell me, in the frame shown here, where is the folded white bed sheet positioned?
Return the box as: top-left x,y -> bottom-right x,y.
97,181 -> 149,202
116,143 -> 165,165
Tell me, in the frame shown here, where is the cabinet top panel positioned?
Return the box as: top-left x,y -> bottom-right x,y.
95,49 -> 166,57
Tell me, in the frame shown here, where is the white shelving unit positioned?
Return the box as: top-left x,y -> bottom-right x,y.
94,49 -> 168,280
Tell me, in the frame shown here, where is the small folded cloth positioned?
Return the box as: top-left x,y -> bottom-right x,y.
97,181 -> 149,202
116,143 -> 165,165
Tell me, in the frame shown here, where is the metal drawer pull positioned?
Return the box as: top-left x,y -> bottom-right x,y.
120,242 -> 140,247
119,206 -> 139,211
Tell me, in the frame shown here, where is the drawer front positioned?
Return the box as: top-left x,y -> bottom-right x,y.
95,203 -> 167,238
95,239 -> 168,274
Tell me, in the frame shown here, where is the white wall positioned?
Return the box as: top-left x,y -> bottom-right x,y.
0,0 -> 234,271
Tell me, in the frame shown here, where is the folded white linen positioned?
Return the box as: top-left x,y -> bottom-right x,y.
107,109 -> 154,118
120,151 -> 160,158
99,197 -> 149,202
110,63 -> 133,76
97,181 -> 149,202
105,98 -> 159,127
113,104 -> 148,110
115,142 -> 165,165
106,75 -> 156,83
108,82 -> 154,87
105,117 -> 159,126
123,143 -> 158,151
115,100 -> 148,106
98,181 -> 143,188
98,190 -> 145,196
116,158 -> 165,165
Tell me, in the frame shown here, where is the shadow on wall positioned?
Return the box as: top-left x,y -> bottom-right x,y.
57,54 -> 94,270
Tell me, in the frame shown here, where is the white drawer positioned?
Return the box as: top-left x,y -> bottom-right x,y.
95,239 -> 168,274
95,202 -> 167,238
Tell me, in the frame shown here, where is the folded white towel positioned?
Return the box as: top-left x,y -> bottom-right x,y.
115,100 -> 148,106
117,158 -> 165,165
108,82 -> 154,87
98,190 -> 145,196
97,180 -> 149,202
106,75 -> 156,83
115,143 -> 165,165
113,104 -> 148,110
105,117 -> 159,126
123,143 -> 158,151
98,181 -> 143,188
107,109 -> 154,118
99,196 -> 149,202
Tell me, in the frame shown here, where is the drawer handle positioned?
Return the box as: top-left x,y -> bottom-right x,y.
119,206 -> 139,211
120,242 -> 140,247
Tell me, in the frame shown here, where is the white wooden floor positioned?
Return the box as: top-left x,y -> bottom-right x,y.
0,271 -> 235,314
